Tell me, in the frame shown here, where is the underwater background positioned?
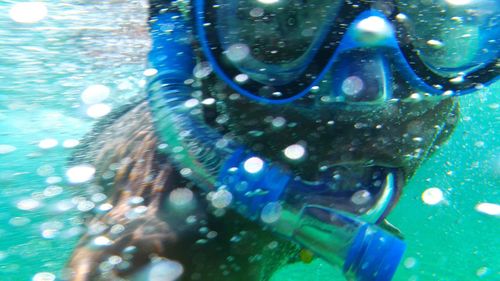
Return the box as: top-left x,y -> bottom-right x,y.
0,1 -> 498,281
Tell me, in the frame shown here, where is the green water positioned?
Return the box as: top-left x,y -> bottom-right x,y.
0,1 -> 498,281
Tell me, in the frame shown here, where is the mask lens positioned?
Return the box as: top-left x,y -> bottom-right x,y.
396,0 -> 499,77
213,0 -> 343,85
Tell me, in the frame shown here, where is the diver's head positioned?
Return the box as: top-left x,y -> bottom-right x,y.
193,0 -> 497,214
146,1 -> 497,280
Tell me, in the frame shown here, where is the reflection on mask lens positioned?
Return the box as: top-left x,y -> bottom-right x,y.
214,0 -> 344,85
396,0 -> 499,77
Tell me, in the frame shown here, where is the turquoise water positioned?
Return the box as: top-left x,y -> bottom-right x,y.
0,1 -> 498,281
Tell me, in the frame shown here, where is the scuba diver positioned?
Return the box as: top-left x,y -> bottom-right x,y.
67,0 -> 498,280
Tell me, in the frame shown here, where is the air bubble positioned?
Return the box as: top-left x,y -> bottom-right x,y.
17,199 -> 41,211
193,62 -> 212,79
37,165 -> 54,177
169,188 -> 194,207
81,84 -> 110,105
180,168 -> 192,177
426,39 -> 444,48
404,257 -> 417,269
226,44 -> 250,62
235,73 -> 249,83
0,144 -> 16,154
97,203 -> 113,212
249,7 -> 264,17
66,164 -> 95,184
32,272 -> 55,281
351,190 -> 371,205
10,2 -> 48,24
92,236 -> 112,247
449,75 -> 465,84
260,202 -> 282,224
244,157 -> 264,173
201,98 -> 215,105
421,187 -> 444,205
395,13 -> 408,22
475,203 -> 500,217
409,93 -> 423,101
9,216 -> 31,226
144,260 -> 184,281
38,138 -> 58,149
184,98 -> 199,108
283,144 -> 306,160
87,103 -> 111,118
211,189 -> 233,209
77,200 -> 95,212
342,76 -> 364,96
62,139 -> 80,148
108,255 -> 123,265
445,0 -> 472,6
271,117 -> 286,128
207,231 -> 218,239
110,224 -> 125,235
476,266 -> 490,277
143,68 -> 158,77
257,0 -> 279,4
91,193 -> 107,203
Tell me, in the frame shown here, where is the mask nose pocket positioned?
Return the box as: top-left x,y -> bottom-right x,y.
330,51 -> 393,103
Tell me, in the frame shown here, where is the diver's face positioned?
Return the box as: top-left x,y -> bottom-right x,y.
218,88 -> 458,216
203,0 -> 496,216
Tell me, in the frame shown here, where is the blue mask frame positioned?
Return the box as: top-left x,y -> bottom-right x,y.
195,0 -> 499,104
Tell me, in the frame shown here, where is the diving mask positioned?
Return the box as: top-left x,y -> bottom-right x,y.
196,0 -> 499,103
